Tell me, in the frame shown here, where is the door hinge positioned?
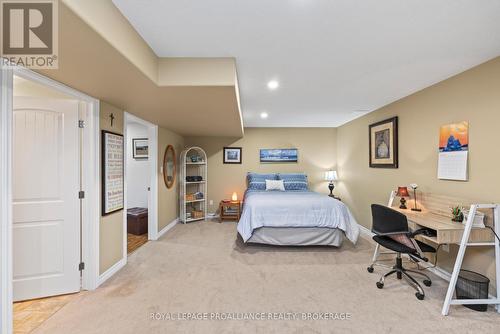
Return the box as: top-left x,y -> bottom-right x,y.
78,191 -> 85,199
78,120 -> 85,128
79,262 -> 85,271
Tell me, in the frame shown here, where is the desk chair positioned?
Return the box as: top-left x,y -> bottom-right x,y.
368,204 -> 436,300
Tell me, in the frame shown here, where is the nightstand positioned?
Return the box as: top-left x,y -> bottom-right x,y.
219,200 -> 241,222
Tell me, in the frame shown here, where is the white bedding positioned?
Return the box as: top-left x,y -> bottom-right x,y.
237,190 -> 360,245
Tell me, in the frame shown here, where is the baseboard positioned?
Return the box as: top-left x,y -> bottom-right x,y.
98,257 -> 126,287
157,218 -> 179,239
357,223 -> 374,239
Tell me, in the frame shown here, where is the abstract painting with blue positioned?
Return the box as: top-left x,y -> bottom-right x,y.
439,121 -> 469,152
260,148 -> 298,163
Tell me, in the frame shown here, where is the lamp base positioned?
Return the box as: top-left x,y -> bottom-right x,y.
328,182 -> 335,197
399,198 -> 407,210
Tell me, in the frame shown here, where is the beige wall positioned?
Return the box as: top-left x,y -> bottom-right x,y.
337,56 -> 500,291
158,128 -> 185,231
185,128 -> 337,213
99,102 -> 125,275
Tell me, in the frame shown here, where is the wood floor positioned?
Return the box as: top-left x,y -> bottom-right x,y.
14,293 -> 79,333
127,233 -> 148,254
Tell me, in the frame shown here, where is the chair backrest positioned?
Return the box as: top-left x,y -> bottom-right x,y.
371,204 -> 409,235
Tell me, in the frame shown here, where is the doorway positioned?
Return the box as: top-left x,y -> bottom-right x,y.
0,65 -> 100,334
123,112 -> 158,257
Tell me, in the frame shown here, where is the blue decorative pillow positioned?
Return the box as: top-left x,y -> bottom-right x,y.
278,173 -> 309,191
247,173 -> 278,190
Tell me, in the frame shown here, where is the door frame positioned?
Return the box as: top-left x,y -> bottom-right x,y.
0,66 -> 100,334
123,112 -> 158,254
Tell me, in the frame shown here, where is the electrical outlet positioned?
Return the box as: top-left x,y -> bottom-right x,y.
209,200 -> 213,206
442,244 -> 450,253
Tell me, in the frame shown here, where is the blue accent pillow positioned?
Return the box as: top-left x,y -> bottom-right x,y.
278,173 -> 309,191
247,173 -> 278,190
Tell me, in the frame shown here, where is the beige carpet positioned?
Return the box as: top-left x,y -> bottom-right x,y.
34,220 -> 500,334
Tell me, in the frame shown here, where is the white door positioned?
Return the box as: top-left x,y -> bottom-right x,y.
12,97 -> 81,301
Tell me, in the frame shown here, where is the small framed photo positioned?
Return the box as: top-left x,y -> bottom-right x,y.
369,117 -> 398,168
223,147 -> 242,164
132,138 -> 149,159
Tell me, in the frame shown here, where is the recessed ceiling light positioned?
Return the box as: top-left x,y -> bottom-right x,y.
260,112 -> 269,119
267,80 -> 279,90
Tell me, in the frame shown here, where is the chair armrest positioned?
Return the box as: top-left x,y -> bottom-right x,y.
372,230 -> 410,237
408,228 -> 434,238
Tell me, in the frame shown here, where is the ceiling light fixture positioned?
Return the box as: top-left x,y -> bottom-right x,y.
267,80 -> 279,90
260,112 -> 269,119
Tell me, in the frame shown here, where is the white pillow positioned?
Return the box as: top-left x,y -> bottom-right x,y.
265,179 -> 285,191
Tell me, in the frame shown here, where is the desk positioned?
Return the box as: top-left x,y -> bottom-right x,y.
393,207 -> 493,245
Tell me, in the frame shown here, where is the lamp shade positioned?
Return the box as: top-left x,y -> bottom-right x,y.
324,170 -> 338,181
231,192 -> 238,201
396,186 -> 409,198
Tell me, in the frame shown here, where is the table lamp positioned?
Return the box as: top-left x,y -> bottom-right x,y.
231,192 -> 238,202
396,186 -> 409,209
324,170 -> 338,197
409,183 -> 421,212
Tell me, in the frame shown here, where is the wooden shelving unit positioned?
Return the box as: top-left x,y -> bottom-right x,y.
180,147 -> 207,223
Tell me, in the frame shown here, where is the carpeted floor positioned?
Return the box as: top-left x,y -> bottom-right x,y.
34,220 -> 500,334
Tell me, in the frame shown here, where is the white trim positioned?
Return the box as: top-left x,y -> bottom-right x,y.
0,64 -> 13,334
123,112 -> 159,247
97,257 -> 126,287
157,218 -> 179,239
357,224 -> 374,240
13,67 -> 101,292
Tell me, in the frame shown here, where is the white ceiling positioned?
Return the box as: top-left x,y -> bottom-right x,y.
113,0 -> 500,127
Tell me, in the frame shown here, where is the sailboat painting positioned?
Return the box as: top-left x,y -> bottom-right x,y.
439,121 -> 469,152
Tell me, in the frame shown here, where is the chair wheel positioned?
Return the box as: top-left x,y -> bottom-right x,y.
423,280 -> 432,287
376,282 -> 384,289
415,292 -> 425,300
367,266 -> 374,273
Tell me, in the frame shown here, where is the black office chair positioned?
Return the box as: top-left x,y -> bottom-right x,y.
367,204 -> 436,300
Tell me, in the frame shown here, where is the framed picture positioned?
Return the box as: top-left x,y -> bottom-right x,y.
223,147 -> 242,164
260,148 -> 298,163
102,131 -> 124,215
369,117 -> 398,168
132,138 -> 148,159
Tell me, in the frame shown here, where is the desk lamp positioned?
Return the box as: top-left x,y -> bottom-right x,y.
396,186 -> 409,209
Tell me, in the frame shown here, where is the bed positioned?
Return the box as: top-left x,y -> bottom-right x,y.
237,173 -> 360,247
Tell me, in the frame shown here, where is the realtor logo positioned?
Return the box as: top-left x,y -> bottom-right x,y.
1,0 -> 58,68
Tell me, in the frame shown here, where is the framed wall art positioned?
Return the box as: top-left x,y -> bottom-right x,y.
102,130 -> 124,215
369,117 -> 398,168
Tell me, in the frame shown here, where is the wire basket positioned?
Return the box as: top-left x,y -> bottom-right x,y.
455,270 -> 490,312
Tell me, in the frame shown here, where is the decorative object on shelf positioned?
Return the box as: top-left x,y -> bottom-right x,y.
163,145 -> 176,189
180,147 -> 208,223
231,192 -> 238,202
451,205 -> 464,222
409,183 -> 422,212
324,170 -> 338,198
260,148 -> 298,163
462,208 -> 485,228
186,176 -> 203,182
369,116 -> 398,168
189,154 -> 204,163
396,186 -> 409,209
101,131 -> 124,215
223,147 -> 242,164
132,138 -> 148,159
438,121 -> 469,181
